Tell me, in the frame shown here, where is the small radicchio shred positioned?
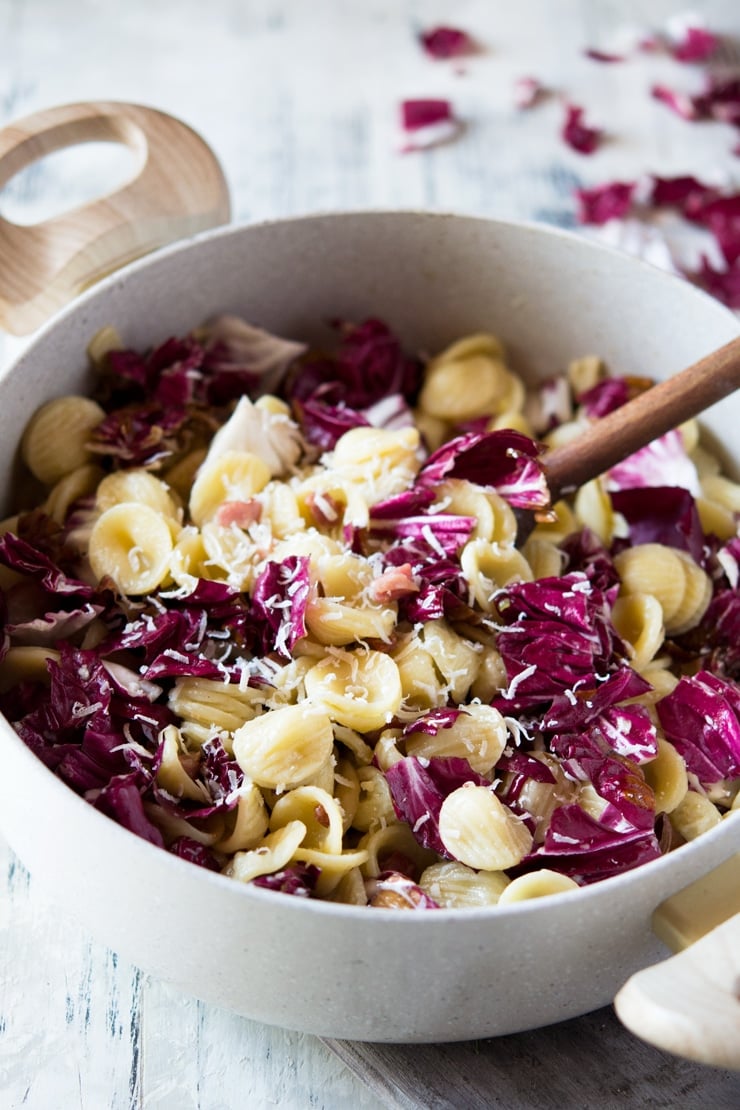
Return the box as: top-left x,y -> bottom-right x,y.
694,257 -> 740,309
497,751 -> 557,785
656,671 -> 740,784
368,511 -> 475,557
417,430 -> 549,510
293,394 -> 370,451
561,104 -> 603,155
578,376 -> 631,416
88,402 -> 188,468
419,26 -> 474,59
610,486 -> 706,564
253,863 -> 321,897
250,555 -> 311,659
402,98 -> 454,130
169,837 -> 222,872
403,707 -> 466,736
650,174 -> 720,211
675,586 -> 740,682
670,25 -> 719,63
384,756 -> 489,856
0,532 -> 96,599
369,487 -> 436,519
543,666 -> 652,734
651,84 -> 700,121
559,529 -> 620,592
513,76 -> 547,110
576,181 -> 636,225
563,753 -> 656,832
584,48 -> 626,63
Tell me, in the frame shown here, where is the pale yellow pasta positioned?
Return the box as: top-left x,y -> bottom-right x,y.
497,870 -> 580,904
168,526 -> 211,589
543,418 -> 588,451
327,867 -> 368,905
327,426 -> 421,505
668,550 -> 713,636
304,596 -> 397,646
689,444 -> 721,479
333,756 -> 361,831
44,463 -> 104,524
96,469 -> 181,523
257,480 -> 305,539
634,660 -> 680,711
418,620 -> 481,703
156,725 -> 211,803
223,820 -> 307,883
88,502 -> 174,594
696,496 -> 737,542
189,450 -> 271,526
413,409 -> 450,452
313,551 -> 372,598
163,448 -> 207,502
613,543 -> 694,632
86,324 -> 124,368
303,648 -> 402,731
669,790 -> 722,841
487,410 -> 534,437
700,473 -> 740,513
373,728 -> 403,771
358,821 -> 436,879
528,498 -> 578,544
611,593 -> 665,672
573,477 -> 614,545
643,737 -> 688,814
269,785 -> 344,854
469,646 -> 508,702
292,846 -> 370,897
351,765 -> 397,832
0,645 -> 59,693
270,527 -> 343,567
168,677 -> 262,748
419,335 -> 519,423
146,803 -> 224,848
331,723 -> 374,764
295,471 -> 371,530
391,634 -> 444,710
232,703 -> 335,790
418,860 -> 510,908
461,538 -> 533,611
438,784 -> 533,871
199,521 -> 258,590
21,395 -> 106,486
509,756 -> 577,844
215,784 -> 270,854
677,418 -> 699,454
567,354 -> 604,395
404,704 -> 508,775
521,537 -> 566,580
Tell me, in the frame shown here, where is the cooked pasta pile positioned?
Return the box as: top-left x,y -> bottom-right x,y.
1,316 -> 738,909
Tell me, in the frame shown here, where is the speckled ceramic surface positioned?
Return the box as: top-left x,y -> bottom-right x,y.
0,213 -> 738,1042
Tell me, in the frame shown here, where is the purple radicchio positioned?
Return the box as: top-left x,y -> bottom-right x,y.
384,756 -> 490,855
656,670 -> 740,784
417,430 -> 549,510
249,555 -> 311,658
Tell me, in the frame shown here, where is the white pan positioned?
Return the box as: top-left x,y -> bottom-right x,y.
0,102 -> 738,1060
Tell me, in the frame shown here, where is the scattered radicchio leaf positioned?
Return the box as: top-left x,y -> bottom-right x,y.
684,192 -> 740,266
649,174 -> 720,211
403,707 -> 467,736
384,756 -> 489,855
606,428 -> 701,497
293,394 -> 370,451
610,486 -> 706,564
250,555 -> 311,658
417,430 -> 549,510
399,99 -> 461,152
694,256 -> 740,308
656,670 -> 740,784
578,376 -> 632,417
584,48 -> 625,63
169,837 -> 222,872
253,863 -> 321,897
513,76 -> 548,109
575,181 -> 636,225
419,26 -> 475,60
559,529 -> 620,593
368,511 -> 475,557
669,22 -> 719,63
562,104 -> 603,155
200,315 -> 308,399
651,84 -> 700,121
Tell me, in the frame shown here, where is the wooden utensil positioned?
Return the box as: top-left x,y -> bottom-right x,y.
0,101 -> 231,336
614,853 -> 740,1070
523,334 -> 740,540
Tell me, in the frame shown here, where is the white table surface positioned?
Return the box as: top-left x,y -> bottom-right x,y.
1,2 -> 739,1107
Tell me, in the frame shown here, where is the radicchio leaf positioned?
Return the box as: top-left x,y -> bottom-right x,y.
417,430 -> 548,509
562,104 -> 603,154
656,670 -> 740,783
384,756 -> 489,855
419,26 -> 474,59
610,486 -> 706,564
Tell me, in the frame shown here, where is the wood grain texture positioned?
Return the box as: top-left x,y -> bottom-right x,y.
1,1 -> 740,1107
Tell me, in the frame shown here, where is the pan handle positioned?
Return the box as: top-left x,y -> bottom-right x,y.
0,100 -> 231,336
614,851 -> 740,1070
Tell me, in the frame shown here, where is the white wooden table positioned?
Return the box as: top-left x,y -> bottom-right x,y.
1,2 -> 739,1106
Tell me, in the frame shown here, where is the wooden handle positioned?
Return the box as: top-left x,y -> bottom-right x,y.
544,335 -> 740,502
0,101 -> 231,335
614,852 -> 740,1070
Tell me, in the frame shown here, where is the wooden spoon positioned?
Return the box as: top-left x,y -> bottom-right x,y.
519,333 -> 740,541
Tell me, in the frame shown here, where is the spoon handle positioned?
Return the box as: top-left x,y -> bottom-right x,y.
543,334 -> 740,503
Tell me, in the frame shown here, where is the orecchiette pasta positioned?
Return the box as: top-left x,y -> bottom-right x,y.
3,314 -> 738,912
